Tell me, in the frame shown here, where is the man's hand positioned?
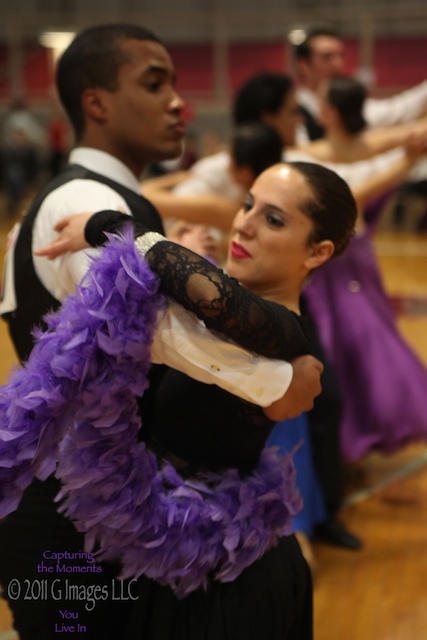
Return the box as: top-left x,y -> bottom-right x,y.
263,355 -> 323,422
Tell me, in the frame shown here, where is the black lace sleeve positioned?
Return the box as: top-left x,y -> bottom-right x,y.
85,211 -> 310,360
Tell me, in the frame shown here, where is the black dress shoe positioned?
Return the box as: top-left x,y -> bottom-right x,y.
314,519 -> 363,550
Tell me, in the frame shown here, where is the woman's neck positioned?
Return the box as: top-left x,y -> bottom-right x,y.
302,124 -> 365,163
326,127 -> 358,156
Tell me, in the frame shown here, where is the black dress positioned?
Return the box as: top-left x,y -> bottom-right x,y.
0,218 -> 312,640
117,236 -> 314,640
124,367 -> 313,640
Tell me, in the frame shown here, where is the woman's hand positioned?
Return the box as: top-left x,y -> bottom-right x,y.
33,212 -> 95,259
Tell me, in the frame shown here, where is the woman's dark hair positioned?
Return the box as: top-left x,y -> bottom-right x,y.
232,72 -> 294,126
288,161 -> 357,257
231,123 -> 283,177
327,76 -> 367,135
56,24 -> 161,140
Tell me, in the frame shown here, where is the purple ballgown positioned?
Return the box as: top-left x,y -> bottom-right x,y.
303,229 -> 427,462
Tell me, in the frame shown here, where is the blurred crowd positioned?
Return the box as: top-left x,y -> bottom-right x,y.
0,98 -> 71,216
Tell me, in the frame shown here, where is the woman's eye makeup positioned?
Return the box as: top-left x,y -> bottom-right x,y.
266,212 -> 285,227
240,200 -> 285,227
242,199 -> 253,212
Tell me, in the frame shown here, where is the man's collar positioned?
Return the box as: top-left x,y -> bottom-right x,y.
69,148 -> 142,195
296,87 -> 321,118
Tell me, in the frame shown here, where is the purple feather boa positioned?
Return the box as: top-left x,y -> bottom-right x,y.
0,230 -> 301,597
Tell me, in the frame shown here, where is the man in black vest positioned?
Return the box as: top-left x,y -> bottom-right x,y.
292,24 -> 344,142
0,24 -> 322,639
0,25 -> 187,640
7,24 -> 183,363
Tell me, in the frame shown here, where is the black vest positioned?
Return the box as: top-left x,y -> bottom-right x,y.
6,163 -> 164,362
299,105 -> 325,141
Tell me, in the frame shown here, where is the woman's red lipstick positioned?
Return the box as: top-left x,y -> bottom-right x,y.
231,242 -> 251,258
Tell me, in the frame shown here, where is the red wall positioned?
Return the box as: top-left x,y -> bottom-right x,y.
170,37 -> 427,98
373,37 -> 427,87
228,41 -> 288,91
168,44 -> 214,95
23,44 -> 52,96
1,37 -> 426,104
0,43 -> 52,102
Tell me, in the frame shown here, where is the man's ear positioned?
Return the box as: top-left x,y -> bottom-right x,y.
81,88 -> 110,124
304,240 -> 335,270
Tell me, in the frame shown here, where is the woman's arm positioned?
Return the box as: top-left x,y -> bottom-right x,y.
359,117 -> 427,159
145,240 -> 309,360
35,211 -> 321,420
36,210 -> 310,361
89,212 -> 311,360
352,138 -> 427,218
142,171 -> 190,192
142,190 -> 239,231
299,117 -> 427,164
142,173 -> 239,231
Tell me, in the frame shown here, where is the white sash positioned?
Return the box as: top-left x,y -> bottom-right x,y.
0,222 -> 21,315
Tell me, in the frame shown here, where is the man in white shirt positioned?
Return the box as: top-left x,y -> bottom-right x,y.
294,23 -> 427,142
0,24 -> 321,640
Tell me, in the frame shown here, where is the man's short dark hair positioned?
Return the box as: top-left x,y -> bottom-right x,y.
231,123 -> 283,177
294,23 -> 341,61
56,24 -> 161,140
232,72 -> 293,126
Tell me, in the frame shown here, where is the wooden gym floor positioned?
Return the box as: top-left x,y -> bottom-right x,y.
0,210 -> 427,640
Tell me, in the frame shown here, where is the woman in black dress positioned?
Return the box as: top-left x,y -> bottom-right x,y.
3,161 -> 357,639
